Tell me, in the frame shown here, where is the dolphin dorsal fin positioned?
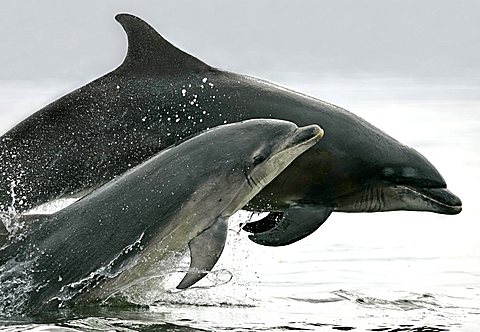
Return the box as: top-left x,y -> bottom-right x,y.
114,13 -> 213,76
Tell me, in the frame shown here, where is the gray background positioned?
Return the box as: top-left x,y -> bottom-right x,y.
1,0 -> 479,85
0,3 -> 478,329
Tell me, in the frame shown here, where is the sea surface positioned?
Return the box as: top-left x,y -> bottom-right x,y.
0,79 -> 478,331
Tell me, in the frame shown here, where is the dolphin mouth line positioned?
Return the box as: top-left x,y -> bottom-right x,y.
335,182 -> 462,215
402,185 -> 462,215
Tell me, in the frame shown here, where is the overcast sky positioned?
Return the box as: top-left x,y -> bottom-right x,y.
0,0 -> 479,86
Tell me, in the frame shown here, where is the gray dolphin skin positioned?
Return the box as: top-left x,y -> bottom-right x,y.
0,119 -> 323,314
0,14 -> 461,247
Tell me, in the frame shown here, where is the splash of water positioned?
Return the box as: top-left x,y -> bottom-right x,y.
0,210 -> 260,315
0,258 -> 37,316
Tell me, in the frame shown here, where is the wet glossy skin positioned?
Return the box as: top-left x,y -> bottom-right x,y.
0,120 -> 321,313
0,14 -> 461,216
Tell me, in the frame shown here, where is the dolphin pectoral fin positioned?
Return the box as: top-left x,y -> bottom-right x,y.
242,212 -> 283,234
247,205 -> 333,247
176,217 -> 228,289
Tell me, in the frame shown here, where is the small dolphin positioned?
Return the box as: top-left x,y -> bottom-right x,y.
0,119 -> 323,314
0,14 -> 461,247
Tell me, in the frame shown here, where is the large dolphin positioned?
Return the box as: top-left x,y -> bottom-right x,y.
0,119 -> 323,314
0,14 -> 461,247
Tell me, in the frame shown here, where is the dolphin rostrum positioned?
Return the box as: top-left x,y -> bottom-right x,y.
0,14 -> 461,247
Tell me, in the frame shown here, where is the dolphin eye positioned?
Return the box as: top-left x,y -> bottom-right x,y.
252,154 -> 267,166
402,167 -> 417,178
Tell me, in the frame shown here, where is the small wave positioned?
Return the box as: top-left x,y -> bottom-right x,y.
332,290 -> 441,311
283,296 -> 345,304
152,299 -> 257,309
367,325 -> 449,332
59,317 -> 207,332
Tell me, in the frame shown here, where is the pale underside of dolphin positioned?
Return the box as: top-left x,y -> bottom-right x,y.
0,120 -> 322,314
0,13 -> 461,248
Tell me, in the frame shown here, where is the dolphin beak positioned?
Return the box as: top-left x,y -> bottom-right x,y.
407,186 -> 462,215
289,124 -> 324,148
335,183 -> 463,215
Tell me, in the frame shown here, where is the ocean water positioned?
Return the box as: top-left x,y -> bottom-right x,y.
0,80 -> 478,331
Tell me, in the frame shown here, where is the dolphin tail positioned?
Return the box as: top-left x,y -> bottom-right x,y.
176,216 -> 228,289
247,205 -> 333,246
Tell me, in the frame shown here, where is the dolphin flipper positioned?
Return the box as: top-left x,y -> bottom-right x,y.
176,216 -> 228,289
242,212 -> 283,234
247,205 -> 333,246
